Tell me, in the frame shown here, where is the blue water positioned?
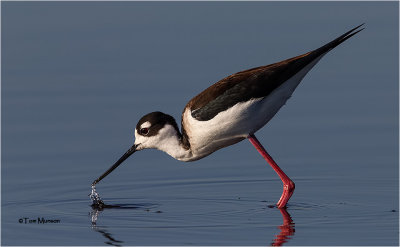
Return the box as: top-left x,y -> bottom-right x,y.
2,2 -> 398,246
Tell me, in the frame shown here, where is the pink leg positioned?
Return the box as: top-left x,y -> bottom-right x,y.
248,134 -> 295,208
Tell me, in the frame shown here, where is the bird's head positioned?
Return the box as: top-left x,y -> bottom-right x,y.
91,111 -> 181,186
134,111 -> 181,151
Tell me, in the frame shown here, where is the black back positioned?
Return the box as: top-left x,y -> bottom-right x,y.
186,24 -> 364,121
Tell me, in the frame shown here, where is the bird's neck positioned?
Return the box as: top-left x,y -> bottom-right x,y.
155,124 -> 193,162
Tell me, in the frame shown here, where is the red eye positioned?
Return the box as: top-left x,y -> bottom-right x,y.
140,128 -> 149,135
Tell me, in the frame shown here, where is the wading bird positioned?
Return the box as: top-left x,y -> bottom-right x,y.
91,24 -> 363,208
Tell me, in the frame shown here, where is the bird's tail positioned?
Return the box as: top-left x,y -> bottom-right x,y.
311,23 -> 365,58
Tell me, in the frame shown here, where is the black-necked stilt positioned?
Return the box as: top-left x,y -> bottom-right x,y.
91,24 -> 363,208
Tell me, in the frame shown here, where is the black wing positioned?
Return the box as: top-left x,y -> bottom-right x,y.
187,24 -> 364,121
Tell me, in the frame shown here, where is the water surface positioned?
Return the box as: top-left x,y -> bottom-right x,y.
2,1 -> 398,246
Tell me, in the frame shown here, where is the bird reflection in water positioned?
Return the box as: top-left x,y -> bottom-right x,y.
90,214 -> 124,246
270,208 -> 295,246
89,202 -> 295,246
90,200 -> 154,246
91,225 -> 124,247
89,202 -> 132,246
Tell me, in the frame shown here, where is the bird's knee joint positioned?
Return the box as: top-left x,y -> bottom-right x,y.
284,181 -> 295,191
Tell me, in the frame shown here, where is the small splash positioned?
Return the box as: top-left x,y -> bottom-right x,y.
89,185 -> 105,209
90,207 -> 100,225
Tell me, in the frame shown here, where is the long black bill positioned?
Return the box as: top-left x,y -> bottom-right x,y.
92,144 -> 138,186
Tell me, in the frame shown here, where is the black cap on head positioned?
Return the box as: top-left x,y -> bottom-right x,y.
136,111 -> 180,137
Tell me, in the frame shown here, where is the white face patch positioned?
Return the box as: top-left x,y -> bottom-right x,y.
140,121 -> 151,129
133,123 -> 192,161
134,128 -> 145,150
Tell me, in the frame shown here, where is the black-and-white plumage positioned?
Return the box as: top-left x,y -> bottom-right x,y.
91,24 -> 364,208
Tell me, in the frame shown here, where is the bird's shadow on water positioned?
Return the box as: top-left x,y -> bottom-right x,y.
89,201 -> 295,246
